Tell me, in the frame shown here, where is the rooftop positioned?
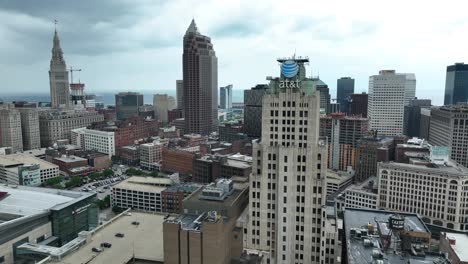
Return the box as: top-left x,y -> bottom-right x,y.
113,176 -> 173,193
0,184 -> 94,218
55,212 -> 164,263
54,155 -> 87,163
443,232 -> 468,262
165,211 -> 222,231
380,159 -> 468,176
0,153 -> 58,170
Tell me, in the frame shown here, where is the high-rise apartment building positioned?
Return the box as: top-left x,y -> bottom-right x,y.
246,56 -> 328,264
18,108 -> 41,150
355,134 -> 394,183
39,110 -> 104,147
320,113 -> 369,171
183,19 -> 218,135
153,94 -> 176,123
349,93 -> 368,117
49,29 -> 70,109
368,70 -> 416,136
220,84 -> 233,110
444,63 -> 468,105
0,107 -> 23,152
429,105 -> 468,167
337,77 -> 355,113
115,92 -> 143,120
244,84 -> 268,138
176,80 -> 184,111
403,98 -> 431,138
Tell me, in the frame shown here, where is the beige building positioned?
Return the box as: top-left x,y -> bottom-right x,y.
39,110 -> 103,147
153,94 -> 176,123
139,141 -> 163,171
71,127 -> 115,157
0,107 -> 23,152
18,108 -> 41,150
0,153 -> 59,184
49,29 -> 71,109
246,57 -> 328,264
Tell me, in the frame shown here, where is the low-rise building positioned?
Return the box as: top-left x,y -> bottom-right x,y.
71,127 -> 115,157
52,155 -> 93,176
111,176 -> 173,212
326,168 -> 354,196
118,145 -> 140,166
0,184 -> 97,263
158,126 -> 180,139
440,232 -> 468,264
0,153 -> 59,184
344,177 -> 379,209
161,184 -> 202,213
161,148 -> 197,175
192,153 -> 252,184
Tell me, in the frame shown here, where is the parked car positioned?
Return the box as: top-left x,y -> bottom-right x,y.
92,247 -> 102,252
100,242 -> 112,248
131,221 -> 140,225
115,233 -> 125,238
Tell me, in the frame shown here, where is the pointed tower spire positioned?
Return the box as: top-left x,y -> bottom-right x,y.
186,18 -> 199,34
51,22 -> 65,65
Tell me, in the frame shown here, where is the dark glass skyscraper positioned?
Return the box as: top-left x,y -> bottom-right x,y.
115,92 -> 143,120
444,63 -> 468,105
183,19 -> 218,135
244,84 -> 268,138
337,77 -> 354,113
403,98 -> 431,138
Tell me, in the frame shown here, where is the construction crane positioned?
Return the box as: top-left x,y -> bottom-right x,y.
69,67 -> 82,84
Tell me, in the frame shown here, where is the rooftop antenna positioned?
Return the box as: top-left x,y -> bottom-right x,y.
54,19 -> 58,31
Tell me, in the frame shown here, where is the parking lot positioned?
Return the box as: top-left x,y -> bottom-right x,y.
73,175 -> 128,199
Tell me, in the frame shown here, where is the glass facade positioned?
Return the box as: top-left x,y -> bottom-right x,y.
50,195 -> 98,245
445,63 -> 468,105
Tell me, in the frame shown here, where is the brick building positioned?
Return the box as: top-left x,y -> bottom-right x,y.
161,148 -> 197,175
161,184 -> 201,213
192,154 -> 252,184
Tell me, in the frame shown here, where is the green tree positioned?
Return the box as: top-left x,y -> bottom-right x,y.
112,205 -> 124,214
148,171 -> 159,177
102,168 -> 114,178
46,177 -> 63,186
65,176 -> 83,188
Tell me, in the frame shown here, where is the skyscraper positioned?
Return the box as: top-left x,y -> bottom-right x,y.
403,98 -> 431,138
115,92 -> 143,120
244,84 -> 268,138
314,78 -> 331,114
183,19 -> 218,135
49,29 -> 70,109
220,84 -> 233,110
368,70 -> 416,136
176,80 -> 184,111
337,77 -> 355,113
0,106 -> 23,152
247,56 -> 328,263
349,92 -> 368,117
444,63 -> 468,105
154,94 -> 176,123
18,108 -> 41,150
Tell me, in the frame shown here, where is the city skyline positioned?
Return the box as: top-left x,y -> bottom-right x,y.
1,0 -> 468,106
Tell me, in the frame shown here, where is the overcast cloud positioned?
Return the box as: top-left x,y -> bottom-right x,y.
1,0 -> 468,105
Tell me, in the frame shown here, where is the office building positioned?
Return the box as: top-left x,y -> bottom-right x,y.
403,98 -> 431,138
246,56 -> 328,264
349,92 -> 368,117
343,208 -> 442,264
419,108 -> 431,140
49,29 -> 70,109
368,70 -> 416,136
39,110 -> 104,147
220,84 -> 233,110
161,148 -> 197,175
138,104 -> 155,119
52,155 -> 94,177
378,146 -> 468,232
394,137 -> 430,163
355,134 -> 394,183
71,127 -> 115,157
192,153 -> 252,184
337,77 -> 355,113
329,100 -> 340,113
154,94 -> 176,123
111,176 -> 173,212
440,232 -> 468,264
429,105 -> 468,167
139,141 -> 163,171
0,184 -> 97,263
320,113 -> 369,171
444,63 -> 468,105
0,107 -> 23,152
326,168 -> 354,196
183,19 -> 218,135
0,153 -> 59,185
343,177 -> 378,209
161,184 -> 201,213
314,78 -> 331,114
176,80 -> 184,111
244,84 -> 268,138
18,108 -> 41,150
115,92 -> 143,120
168,108 -> 183,124
218,122 -> 246,143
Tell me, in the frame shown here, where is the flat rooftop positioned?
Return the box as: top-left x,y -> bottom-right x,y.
0,184 -> 93,217
113,176 -> 173,193
444,232 -> 468,262
381,159 -> 468,176
54,155 -> 87,163
344,208 -> 437,264
185,187 -> 243,208
56,212 -> 164,264
0,153 -> 57,170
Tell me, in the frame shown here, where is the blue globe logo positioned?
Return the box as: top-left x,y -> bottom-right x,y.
281,60 -> 299,78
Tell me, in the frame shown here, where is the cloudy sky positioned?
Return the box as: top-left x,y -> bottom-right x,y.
1,0 -> 467,105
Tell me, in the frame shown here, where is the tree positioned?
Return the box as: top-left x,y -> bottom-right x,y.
65,176 -> 83,188
46,177 -> 63,186
112,205 -> 124,214
102,168 -> 114,178
148,171 -> 159,177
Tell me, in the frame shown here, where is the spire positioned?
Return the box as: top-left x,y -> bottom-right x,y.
186,18 -> 199,34
51,24 -> 65,65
